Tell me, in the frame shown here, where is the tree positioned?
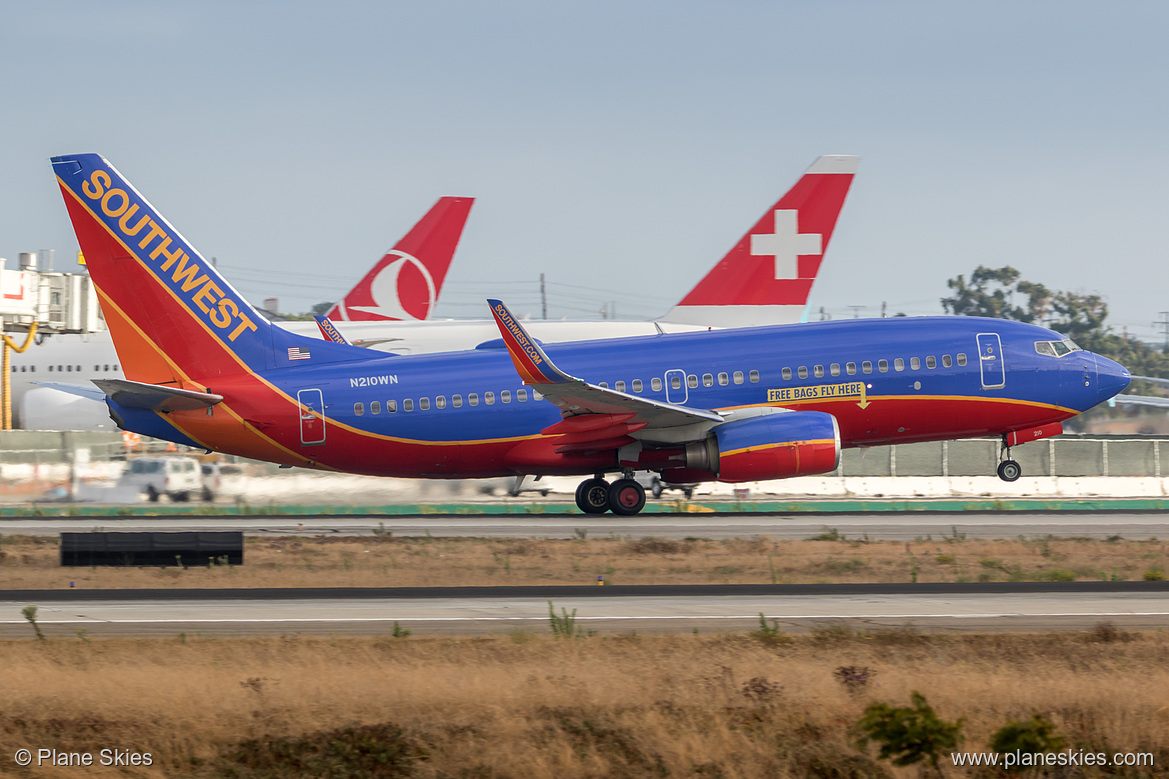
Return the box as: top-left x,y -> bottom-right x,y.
854,691 -> 963,774
941,266 -> 1051,323
311,301 -> 334,317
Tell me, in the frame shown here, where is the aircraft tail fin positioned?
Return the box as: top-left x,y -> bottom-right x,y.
326,197 -> 473,322
664,155 -> 859,328
52,154 -> 372,387
313,315 -> 352,345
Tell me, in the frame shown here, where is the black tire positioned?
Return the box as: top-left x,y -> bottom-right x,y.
146,485 -> 160,503
171,491 -> 190,502
202,487 -> 215,502
608,478 -> 646,516
997,460 -> 1022,482
575,478 -> 610,514
683,487 -> 694,499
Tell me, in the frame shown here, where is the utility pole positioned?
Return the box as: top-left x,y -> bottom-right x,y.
540,273 -> 547,320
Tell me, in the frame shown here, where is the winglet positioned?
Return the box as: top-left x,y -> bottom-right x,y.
313,315 -> 351,345
486,300 -> 572,385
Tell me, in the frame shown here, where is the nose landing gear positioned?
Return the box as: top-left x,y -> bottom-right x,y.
573,472 -> 648,515
997,434 -> 1022,482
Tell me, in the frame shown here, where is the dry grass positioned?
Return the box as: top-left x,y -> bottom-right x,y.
0,532 -> 1166,589
0,629 -> 1167,777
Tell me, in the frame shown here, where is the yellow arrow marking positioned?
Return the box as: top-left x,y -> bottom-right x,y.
857,382 -> 870,410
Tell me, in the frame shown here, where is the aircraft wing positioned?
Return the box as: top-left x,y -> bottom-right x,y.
1112,394 -> 1169,409
93,379 -> 224,412
487,299 -> 723,446
32,381 -> 109,402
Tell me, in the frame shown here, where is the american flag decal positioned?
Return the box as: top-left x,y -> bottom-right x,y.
288,347 -> 311,361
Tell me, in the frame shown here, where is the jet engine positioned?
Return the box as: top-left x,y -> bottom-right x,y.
662,410 -> 841,483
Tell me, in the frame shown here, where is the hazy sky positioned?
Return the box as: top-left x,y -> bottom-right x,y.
3,1 -> 1167,340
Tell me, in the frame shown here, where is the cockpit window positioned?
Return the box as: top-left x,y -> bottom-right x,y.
1035,339 -> 1081,357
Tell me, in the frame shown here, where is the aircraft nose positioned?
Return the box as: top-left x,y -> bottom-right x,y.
1095,354 -> 1131,403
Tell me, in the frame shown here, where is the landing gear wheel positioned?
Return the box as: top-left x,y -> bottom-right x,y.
607,478 -> 646,516
997,460 -> 1022,482
575,478 -> 610,514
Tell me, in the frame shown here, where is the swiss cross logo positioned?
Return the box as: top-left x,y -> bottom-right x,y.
750,209 -> 822,280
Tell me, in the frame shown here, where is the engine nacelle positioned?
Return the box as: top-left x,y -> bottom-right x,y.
711,410 -> 841,483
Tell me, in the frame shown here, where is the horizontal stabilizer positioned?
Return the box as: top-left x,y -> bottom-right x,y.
93,379 -> 224,412
32,381 -> 109,402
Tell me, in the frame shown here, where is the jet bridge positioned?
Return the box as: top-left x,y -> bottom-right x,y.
1,251 -> 105,429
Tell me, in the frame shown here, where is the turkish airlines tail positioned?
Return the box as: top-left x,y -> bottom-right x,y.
326,197 -> 474,322
663,155 -> 859,328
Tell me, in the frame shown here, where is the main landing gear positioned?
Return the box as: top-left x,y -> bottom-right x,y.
574,473 -> 647,516
997,434 -> 1022,482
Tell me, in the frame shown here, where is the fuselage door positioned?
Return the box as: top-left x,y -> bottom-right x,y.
976,333 -> 1005,389
664,369 -> 688,404
297,388 -> 326,445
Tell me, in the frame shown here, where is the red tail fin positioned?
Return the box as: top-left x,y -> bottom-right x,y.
665,155 -> 858,328
327,197 -> 472,321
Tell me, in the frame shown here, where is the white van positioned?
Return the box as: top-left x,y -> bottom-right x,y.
120,457 -> 202,502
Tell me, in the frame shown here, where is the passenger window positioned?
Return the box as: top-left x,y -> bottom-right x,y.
615,381 -> 626,392
910,357 -> 920,370
926,356 -> 936,369
670,376 -> 681,390
452,395 -> 462,408
388,400 -> 397,412
798,366 -> 808,379
878,360 -> 888,372
894,358 -> 904,372
436,396 -> 446,409
702,374 -> 713,387
957,353 -> 967,366
782,368 -> 792,380
814,365 -> 825,378
501,390 -> 511,403
354,403 -> 364,416
485,392 -> 495,405
404,399 -> 414,412
599,382 -> 609,389
718,373 -> 728,386
749,370 -> 759,383
846,362 -> 856,375
93,365 -> 99,372
862,361 -> 873,374
733,371 -> 744,384
652,377 -> 663,391
419,397 -> 430,410
942,355 -> 953,368
517,389 -> 527,402
468,393 -> 479,406
371,401 -> 381,415
830,363 -> 840,377
632,379 -> 643,392
687,374 -> 698,388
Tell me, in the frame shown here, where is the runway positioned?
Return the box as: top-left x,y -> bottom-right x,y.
4,582 -> 1167,637
2,511 -> 1168,540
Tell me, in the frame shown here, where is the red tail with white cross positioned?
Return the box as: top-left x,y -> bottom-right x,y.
664,155 -> 858,328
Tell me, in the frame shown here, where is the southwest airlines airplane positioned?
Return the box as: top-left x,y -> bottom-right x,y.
54,153 -> 1131,515
16,155 -> 856,429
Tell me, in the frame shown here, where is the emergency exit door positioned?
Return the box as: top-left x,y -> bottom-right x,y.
297,388 -> 326,445
976,333 -> 1005,389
